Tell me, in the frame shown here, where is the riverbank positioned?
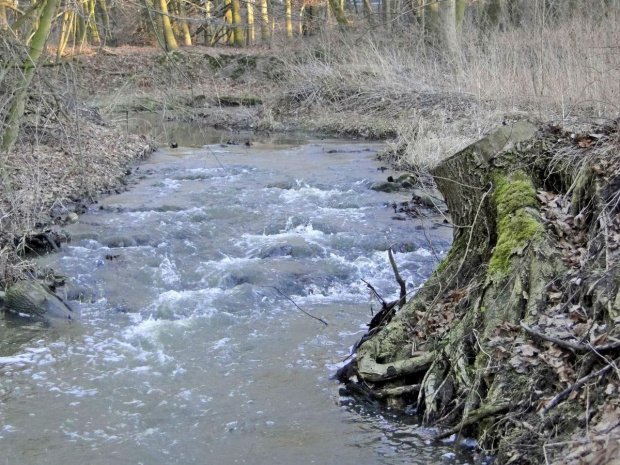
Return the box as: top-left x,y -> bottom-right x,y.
0,111 -> 154,285
341,119 -> 620,464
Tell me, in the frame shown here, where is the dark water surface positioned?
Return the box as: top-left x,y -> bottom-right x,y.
0,121 -> 477,464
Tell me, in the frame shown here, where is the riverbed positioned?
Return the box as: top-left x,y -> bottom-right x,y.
0,124 -> 479,464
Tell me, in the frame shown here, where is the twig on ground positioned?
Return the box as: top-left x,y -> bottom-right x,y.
539,362 -> 615,418
521,321 -> 620,354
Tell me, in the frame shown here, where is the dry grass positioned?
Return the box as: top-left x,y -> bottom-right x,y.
276,13 -> 620,169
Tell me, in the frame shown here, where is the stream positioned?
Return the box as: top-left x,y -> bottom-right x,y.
0,121 -> 480,464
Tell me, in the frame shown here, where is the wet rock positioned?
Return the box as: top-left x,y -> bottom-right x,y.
370,182 -> 401,193
104,236 -> 137,248
396,173 -> 417,185
66,212 -> 79,224
391,242 -> 423,253
218,272 -> 254,289
4,280 -> 74,321
261,245 -> 294,258
266,181 -> 294,190
64,286 -> 97,303
23,228 -> 70,252
411,189 -> 442,208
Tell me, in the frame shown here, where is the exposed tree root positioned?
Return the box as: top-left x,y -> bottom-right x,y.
339,119 -> 620,463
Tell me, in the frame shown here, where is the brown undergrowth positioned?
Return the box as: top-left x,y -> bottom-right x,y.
0,98 -> 154,286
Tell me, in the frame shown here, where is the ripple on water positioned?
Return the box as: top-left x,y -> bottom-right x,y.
0,137 -> 464,465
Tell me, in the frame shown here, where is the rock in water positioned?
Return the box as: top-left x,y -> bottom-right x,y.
4,280 -> 74,321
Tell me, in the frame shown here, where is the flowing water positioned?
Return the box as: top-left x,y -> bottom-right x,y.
0,123 -> 479,464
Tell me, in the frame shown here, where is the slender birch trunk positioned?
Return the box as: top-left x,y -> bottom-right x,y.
57,10 -> 74,60
88,0 -> 101,45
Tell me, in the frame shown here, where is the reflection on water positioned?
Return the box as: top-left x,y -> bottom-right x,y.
0,122 -> 479,464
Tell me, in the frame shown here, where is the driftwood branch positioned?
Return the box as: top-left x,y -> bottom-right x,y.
521,322 -> 588,352
361,278 -> 386,306
358,351 -> 435,382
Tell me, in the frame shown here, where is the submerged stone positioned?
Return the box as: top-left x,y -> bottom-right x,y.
4,280 -> 74,321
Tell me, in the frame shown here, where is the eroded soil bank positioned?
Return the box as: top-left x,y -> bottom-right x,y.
340,120 -> 620,464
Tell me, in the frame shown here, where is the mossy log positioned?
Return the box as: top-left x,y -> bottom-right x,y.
344,120 -> 620,462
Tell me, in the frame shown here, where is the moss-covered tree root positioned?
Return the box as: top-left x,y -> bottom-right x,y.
339,120 -> 620,463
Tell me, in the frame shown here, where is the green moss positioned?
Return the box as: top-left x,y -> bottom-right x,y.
490,211 -> 541,277
489,171 -> 541,278
493,170 -> 538,219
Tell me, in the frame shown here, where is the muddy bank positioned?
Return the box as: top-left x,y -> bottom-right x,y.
339,120 -> 620,463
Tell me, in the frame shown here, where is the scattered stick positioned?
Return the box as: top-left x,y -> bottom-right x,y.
539,363 -> 614,418
521,321 -> 620,354
521,322 -> 588,352
264,286 -> 328,326
361,278 -> 386,306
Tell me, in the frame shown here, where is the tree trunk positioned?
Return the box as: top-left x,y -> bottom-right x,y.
362,0 -> 373,24
158,0 -> 178,50
0,5 -> 7,30
484,0 -> 503,29
178,0 -> 192,46
204,0 -> 213,45
285,0 -> 293,39
99,0 -> 111,40
455,0 -> 465,33
87,0 -> 101,45
259,0 -> 269,42
327,0 -> 349,25
247,0 -> 255,45
437,0 -> 458,56
344,121 -> 599,461
230,0 -> 244,46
